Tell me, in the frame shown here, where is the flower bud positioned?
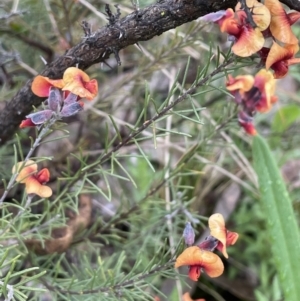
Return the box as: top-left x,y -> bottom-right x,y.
183,222 -> 195,246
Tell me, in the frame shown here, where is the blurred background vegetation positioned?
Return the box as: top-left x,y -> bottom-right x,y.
1,0 -> 300,300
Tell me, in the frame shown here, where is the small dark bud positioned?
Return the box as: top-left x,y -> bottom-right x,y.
198,235 -> 219,251
183,222 -> 195,246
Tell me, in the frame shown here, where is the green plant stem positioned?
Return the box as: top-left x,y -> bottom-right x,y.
42,259 -> 175,296
56,56 -> 235,200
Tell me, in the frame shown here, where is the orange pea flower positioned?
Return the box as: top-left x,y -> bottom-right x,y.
252,69 -> 277,113
264,0 -> 299,45
32,76 -> 65,97
182,292 -> 205,301
226,74 -> 254,93
61,67 -> 98,100
265,42 -> 300,79
201,0 -> 270,57
175,246 -> 224,281
208,213 -> 239,258
32,67 -> 98,100
227,69 -> 277,113
235,0 -> 271,31
233,0 -> 271,57
12,160 -> 52,198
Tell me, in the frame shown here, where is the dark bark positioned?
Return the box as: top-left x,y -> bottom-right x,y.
0,0 -> 298,145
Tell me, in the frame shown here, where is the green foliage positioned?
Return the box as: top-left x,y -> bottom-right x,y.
253,135 -> 300,300
272,104 -> 300,133
1,0 -> 300,300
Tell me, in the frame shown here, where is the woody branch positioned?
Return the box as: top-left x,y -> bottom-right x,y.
0,0 -> 298,145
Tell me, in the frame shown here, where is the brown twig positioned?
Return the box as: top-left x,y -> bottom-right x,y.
1,0 -> 299,145
0,0 -> 239,146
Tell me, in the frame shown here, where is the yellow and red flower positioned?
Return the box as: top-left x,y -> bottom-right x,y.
264,0 -> 299,45
12,160 -> 52,198
252,69 -> 278,113
264,42 -> 300,79
61,67 -> 98,100
226,69 -> 277,135
200,0 -> 270,57
175,246 -> 224,281
176,214 -> 238,282
208,213 -> 239,258
32,67 -> 98,100
227,69 -> 277,113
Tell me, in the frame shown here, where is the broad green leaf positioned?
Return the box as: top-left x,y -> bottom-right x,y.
272,105 -> 300,133
253,135 -> 300,300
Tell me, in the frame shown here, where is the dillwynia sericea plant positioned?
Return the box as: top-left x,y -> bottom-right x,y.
1,0 -> 300,300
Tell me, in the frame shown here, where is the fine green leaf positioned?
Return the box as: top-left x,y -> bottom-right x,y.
252,135 -> 300,300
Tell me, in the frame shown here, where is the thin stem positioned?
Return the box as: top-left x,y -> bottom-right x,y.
43,259 -> 175,296
55,56 -> 235,200
77,0 -> 107,22
43,0 -> 61,40
0,194 -> 34,236
164,67 -> 183,300
3,215 -> 61,247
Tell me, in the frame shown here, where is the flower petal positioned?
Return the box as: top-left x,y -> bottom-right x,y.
254,69 -> 276,112
13,160 -> 38,183
287,12 -> 300,25
84,79 -> 98,99
62,67 -> 98,100
188,265 -> 201,281
235,0 -> 271,31
36,168 -> 50,184
265,0 -> 298,44
175,247 -> 222,269
216,231 -> 239,256
20,118 -> 36,128
25,178 -> 52,198
226,231 -> 239,246
200,251 -> 224,278
226,75 -> 254,94
175,246 -> 204,267
32,75 -> 64,97
232,26 -> 264,57
208,213 -> 228,257
266,42 -> 297,70
266,42 -> 300,78
218,9 -> 241,35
